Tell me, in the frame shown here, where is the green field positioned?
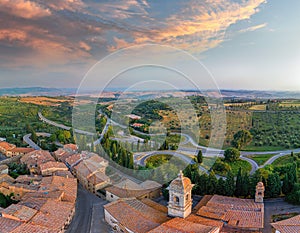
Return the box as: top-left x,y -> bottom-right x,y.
246,154 -> 276,166
272,154 -> 295,167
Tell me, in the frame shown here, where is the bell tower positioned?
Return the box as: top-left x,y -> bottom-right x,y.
168,171 -> 194,218
255,181 -> 265,203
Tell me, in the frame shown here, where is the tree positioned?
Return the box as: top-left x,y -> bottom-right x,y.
225,170 -> 235,196
216,178 -> 226,195
266,173 -> 281,198
235,167 -> 243,197
207,171 -> 218,194
197,150 -> 203,164
241,173 -> 250,197
231,130 -> 253,150
224,148 -> 240,162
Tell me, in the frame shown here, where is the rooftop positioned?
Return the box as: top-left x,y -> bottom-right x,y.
104,198 -> 170,233
271,214 -> 300,233
148,217 -> 218,233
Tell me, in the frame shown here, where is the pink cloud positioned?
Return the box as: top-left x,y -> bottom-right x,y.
0,0 -> 51,19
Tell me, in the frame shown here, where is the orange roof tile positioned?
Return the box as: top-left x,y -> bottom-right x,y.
10,223 -> 55,233
104,198 -> 169,233
148,217 -> 219,233
0,217 -> 22,233
30,199 -> 74,231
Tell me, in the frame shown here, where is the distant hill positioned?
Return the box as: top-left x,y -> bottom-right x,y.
0,87 -> 299,99
0,87 -> 76,96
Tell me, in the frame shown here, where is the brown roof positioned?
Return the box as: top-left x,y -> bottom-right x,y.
38,176 -> 77,203
65,153 -> 83,166
271,215 -> 300,233
20,150 -> 55,167
15,175 -> 42,185
10,148 -> 35,154
63,144 -> 78,151
39,161 -> 67,172
196,195 -> 264,229
0,141 -> 16,151
104,198 -> 170,233
0,217 -> 22,233
19,197 -> 48,211
169,171 -> 193,192
148,217 -> 219,233
186,214 -> 224,229
29,199 -> 74,231
52,148 -> 74,162
1,204 -> 38,222
10,223 -> 55,233
140,198 -> 168,213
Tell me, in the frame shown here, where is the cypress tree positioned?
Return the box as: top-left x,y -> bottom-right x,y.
235,167 -> 243,197
225,170 -> 235,196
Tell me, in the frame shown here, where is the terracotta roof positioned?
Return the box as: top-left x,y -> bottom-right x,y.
148,217 -> 219,233
105,179 -> 160,198
10,148 -> 35,154
0,217 -> 22,233
0,141 -> 16,151
52,148 -> 75,162
65,153 -> 83,167
15,175 -> 42,185
196,195 -> 264,229
0,164 -> 8,171
0,174 -> 15,183
29,199 -> 74,231
10,223 -> 55,233
20,150 -> 55,167
38,176 -> 77,203
186,214 -> 224,229
271,215 -> 300,233
19,197 -> 48,211
104,198 -> 170,233
1,204 -> 38,222
169,171 -> 193,192
39,161 -> 67,172
63,144 -> 78,151
140,198 -> 168,213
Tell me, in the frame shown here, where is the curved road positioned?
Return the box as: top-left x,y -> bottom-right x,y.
38,112 -> 95,136
40,110 -> 299,174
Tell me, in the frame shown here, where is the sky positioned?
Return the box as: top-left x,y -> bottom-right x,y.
0,0 -> 299,90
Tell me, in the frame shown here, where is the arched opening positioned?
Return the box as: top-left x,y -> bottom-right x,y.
173,196 -> 179,204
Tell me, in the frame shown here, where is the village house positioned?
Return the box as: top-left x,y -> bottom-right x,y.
105,179 -> 162,202
20,150 -> 55,174
271,214 -> 300,233
39,161 -> 68,176
104,171 -> 265,233
0,142 -> 16,155
73,154 -> 110,193
6,148 -> 34,158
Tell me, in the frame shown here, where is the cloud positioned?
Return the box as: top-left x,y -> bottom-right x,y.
0,0 -> 267,68
0,0 -> 51,19
239,23 -> 267,33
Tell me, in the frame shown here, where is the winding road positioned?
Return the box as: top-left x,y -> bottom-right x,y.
38,111 -> 299,175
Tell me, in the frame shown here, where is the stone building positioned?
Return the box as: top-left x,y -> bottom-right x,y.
167,170 -> 194,218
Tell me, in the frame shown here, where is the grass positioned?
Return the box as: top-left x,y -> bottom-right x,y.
227,159 -> 252,176
249,104 -> 266,111
272,154 -> 295,166
201,157 -> 217,171
246,154 -> 276,166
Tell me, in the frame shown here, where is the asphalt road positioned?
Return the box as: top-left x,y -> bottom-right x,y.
66,184 -> 111,233
38,112 -> 95,136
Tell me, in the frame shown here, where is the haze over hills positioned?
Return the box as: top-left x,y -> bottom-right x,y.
1,87 -> 300,99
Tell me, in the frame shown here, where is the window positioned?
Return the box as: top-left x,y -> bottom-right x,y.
173,196 -> 179,203
186,194 -> 189,201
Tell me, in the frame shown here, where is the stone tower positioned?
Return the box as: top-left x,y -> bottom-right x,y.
168,171 -> 194,218
255,181 -> 265,203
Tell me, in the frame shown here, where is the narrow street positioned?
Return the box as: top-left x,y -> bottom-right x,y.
66,184 -> 111,233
